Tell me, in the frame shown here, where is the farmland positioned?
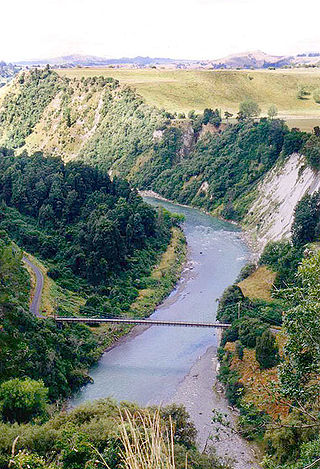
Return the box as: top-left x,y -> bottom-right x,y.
58,68 -> 320,130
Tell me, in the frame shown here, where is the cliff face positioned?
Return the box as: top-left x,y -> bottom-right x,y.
244,152 -> 320,254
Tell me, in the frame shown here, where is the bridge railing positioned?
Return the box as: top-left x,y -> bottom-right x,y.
54,316 -> 231,328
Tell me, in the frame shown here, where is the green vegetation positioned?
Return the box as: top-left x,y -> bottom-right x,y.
0,399 -> 230,469
292,191 -> 320,245
238,98 -> 261,119
0,231 -> 99,399
302,134 -> 320,169
133,118 -> 306,220
218,206 -> 320,467
0,70 -> 315,224
0,150 -> 176,318
0,68 -> 61,148
259,240 -> 304,287
0,149 -> 185,404
255,330 -> 280,369
0,378 -> 48,424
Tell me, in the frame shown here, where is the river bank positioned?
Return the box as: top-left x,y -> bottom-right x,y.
168,347 -> 262,468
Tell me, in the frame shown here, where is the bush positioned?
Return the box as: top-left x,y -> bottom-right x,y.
220,326 -> 239,346
226,381 -> 244,406
313,88 -> 320,104
260,241 -> 303,287
236,263 -> 256,282
303,135 -> 320,170
238,99 -> 261,119
239,401 -> 270,440
217,285 -> 245,322
238,318 -> 267,348
282,130 -> 306,157
256,330 -> 280,369
235,340 -> 244,360
292,192 -> 320,246
0,378 -> 48,424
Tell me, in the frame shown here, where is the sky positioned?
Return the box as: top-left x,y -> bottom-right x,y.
1,0 -> 320,61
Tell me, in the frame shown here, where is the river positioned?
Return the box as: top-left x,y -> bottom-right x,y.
71,196 -> 249,407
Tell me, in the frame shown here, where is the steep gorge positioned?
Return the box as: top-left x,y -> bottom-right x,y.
1,68 -> 318,253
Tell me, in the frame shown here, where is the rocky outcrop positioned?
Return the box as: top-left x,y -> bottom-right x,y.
178,124 -> 195,158
244,153 -> 320,254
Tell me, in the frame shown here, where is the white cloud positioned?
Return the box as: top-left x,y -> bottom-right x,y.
1,0 -> 320,61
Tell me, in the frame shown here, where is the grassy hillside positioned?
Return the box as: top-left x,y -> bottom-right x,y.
58,68 -> 320,129
0,69 -> 165,169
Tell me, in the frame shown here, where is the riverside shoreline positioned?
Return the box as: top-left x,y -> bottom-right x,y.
168,347 -> 262,468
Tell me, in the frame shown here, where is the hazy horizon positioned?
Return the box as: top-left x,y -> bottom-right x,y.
2,0 -> 320,62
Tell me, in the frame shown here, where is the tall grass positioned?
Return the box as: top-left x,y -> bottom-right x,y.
118,409 -> 183,469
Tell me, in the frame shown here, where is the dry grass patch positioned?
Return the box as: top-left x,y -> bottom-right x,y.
238,266 -> 276,301
225,342 -> 288,420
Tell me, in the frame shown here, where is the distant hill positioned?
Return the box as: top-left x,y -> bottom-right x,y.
14,54 -> 188,68
210,50 -> 292,69
12,50 -> 320,70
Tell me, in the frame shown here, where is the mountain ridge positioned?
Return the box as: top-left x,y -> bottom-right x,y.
11,50 -> 320,69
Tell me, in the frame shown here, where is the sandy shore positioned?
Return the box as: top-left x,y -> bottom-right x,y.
168,346 -> 262,468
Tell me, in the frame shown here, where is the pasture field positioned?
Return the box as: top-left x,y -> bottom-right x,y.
58,68 -> 320,130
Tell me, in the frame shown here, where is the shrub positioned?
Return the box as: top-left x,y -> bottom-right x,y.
235,340 -> 244,360
303,135 -> 320,170
220,325 -> 239,346
313,88 -> 320,103
255,330 -> 280,369
0,378 -> 48,424
238,99 -> 261,119
282,130 -> 306,157
226,381 -> 244,406
217,285 -> 245,322
238,318 -> 267,348
236,263 -> 256,282
292,192 -> 320,246
260,241 -> 303,287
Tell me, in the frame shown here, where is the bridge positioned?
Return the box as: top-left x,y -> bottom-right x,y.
54,317 -> 231,328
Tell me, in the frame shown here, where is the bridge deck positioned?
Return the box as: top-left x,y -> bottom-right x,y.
55,317 -> 231,328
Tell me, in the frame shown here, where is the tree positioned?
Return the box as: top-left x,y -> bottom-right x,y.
224,111 -> 233,122
239,318 -> 267,348
279,251 -> 320,404
297,85 -> 309,100
0,378 -> 48,423
313,88 -> 320,104
256,329 -> 280,369
303,135 -> 320,169
9,451 -> 58,469
238,99 -> 261,119
291,192 -> 320,246
268,105 -> 278,119
187,110 -> 197,119
202,108 -> 221,127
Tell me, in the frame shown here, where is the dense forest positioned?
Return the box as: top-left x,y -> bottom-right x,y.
0,149 -> 180,317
